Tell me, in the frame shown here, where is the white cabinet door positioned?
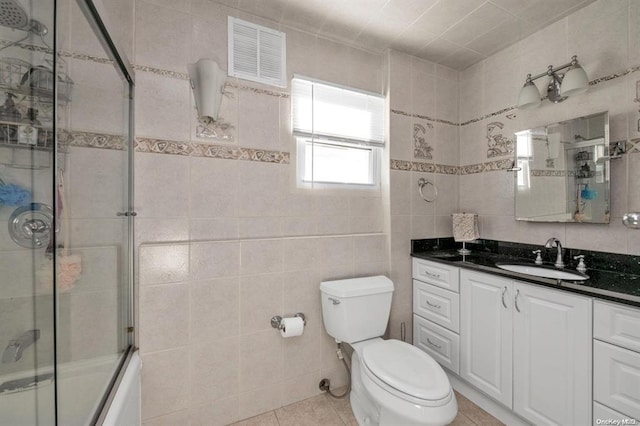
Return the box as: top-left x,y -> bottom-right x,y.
513,282 -> 592,426
460,270 -> 513,407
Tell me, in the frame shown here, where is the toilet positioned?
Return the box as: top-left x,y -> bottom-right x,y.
320,276 -> 457,426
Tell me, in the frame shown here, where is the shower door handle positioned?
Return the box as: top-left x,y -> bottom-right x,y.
117,211 -> 137,217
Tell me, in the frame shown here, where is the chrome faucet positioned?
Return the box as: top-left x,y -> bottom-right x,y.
544,238 -> 564,268
2,330 -> 40,363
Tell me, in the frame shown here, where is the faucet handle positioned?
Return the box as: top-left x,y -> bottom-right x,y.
573,255 -> 587,273
532,250 -> 543,265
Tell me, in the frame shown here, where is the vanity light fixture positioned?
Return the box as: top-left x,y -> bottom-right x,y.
517,55 -> 589,109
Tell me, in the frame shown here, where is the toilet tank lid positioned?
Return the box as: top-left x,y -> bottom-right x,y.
320,275 -> 394,298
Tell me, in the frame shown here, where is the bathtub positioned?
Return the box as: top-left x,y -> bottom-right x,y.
0,352 -> 140,425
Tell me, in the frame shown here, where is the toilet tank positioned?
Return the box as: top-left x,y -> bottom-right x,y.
320,276 -> 394,343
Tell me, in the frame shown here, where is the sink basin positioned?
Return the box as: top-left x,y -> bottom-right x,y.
495,263 -> 589,281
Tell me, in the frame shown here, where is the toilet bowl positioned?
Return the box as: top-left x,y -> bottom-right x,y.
351,338 -> 457,426
320,276 -> 457,426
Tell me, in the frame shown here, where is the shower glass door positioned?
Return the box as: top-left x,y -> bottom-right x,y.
55,0 -> 134,424
0,0 -> 134,424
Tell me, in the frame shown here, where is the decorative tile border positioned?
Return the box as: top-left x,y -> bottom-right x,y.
460,106 -> 517,126
390,159 -> 413,171
59,130 -> 127,150
389,159 -> 458,175
135,137 -> 191,156
531,170 -> 565,177
135,137 -> 289,164
54,131 -> 289,164
61,51 -> 114,65
390,109 -> 458,127
459,163 -> 485,175
134,65 -> 189,80
227,82 -> 289,98
483,158 -> 514,172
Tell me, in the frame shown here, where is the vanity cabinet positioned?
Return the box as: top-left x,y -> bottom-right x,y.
593,301 -> 640,423
412,259 -> 460,374
460,269 -> 592,426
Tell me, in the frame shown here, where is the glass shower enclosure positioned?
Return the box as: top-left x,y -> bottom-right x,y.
0,1 -> 134,424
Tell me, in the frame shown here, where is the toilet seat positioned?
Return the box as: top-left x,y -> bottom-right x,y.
361,339 -> 452,407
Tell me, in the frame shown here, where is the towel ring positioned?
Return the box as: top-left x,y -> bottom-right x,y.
418,178 -> 437,202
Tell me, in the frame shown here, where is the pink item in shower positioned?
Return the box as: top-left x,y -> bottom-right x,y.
57,254 -> 82,292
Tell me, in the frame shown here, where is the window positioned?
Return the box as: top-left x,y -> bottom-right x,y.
291,76 -> 385,188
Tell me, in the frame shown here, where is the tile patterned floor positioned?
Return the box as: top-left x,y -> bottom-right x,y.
230,390 -> 503,426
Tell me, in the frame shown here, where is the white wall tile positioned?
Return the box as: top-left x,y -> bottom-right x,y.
190,241 -> 240,280
139,283 -> 189,353
238,90 -> 281,150
137,218 -> 190,245
239,273 -> 283,334
139,244 -> 189,285
135,153 -> 190,218
135,0 -> 191,72
238,330 -> 283,392
189,157 -> 239,218
190,277 -> 240,341
141,349 -> 189,420
189,337 -> 239,405
240,240 -> 283,275
135,72 -> 191,141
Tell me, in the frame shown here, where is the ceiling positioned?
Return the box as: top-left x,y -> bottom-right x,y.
215,0 -> 597,70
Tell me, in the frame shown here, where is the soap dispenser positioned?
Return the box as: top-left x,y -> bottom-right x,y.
532,250 -> 543,265
574,255 -> 587,273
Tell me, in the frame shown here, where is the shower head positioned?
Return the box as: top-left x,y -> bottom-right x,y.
0,0 -> 47,36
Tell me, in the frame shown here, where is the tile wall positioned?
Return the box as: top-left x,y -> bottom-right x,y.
458,0 -> 640,255
129,1 -> 389,424
387,50 -> 461,342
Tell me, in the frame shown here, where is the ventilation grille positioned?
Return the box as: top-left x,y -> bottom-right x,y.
228,17 -> 286,88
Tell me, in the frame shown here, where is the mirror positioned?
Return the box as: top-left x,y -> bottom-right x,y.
514,111 -> 610,223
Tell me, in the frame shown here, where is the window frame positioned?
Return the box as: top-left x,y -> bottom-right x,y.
296,137 -> 382,190
291,75 -> 385,190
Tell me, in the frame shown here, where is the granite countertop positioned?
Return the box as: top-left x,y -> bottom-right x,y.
411,239 -> 640,308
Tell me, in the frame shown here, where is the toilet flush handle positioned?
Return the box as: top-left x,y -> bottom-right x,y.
328,297 -> 340,305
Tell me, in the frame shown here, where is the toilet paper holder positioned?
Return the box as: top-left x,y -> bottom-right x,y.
271,313 -> 306,330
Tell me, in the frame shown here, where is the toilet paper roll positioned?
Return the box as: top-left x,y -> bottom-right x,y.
280,316 -> 304,338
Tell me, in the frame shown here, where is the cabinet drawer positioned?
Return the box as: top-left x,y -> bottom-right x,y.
412,258 -> 459,292
413,280 -> 459,333
594,301 -> 640,353
593,402 -> 638,425
413,314 -> 459,374
594,340 -> 640,420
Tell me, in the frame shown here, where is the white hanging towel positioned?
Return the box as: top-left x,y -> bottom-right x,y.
452,213 -> 479,242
